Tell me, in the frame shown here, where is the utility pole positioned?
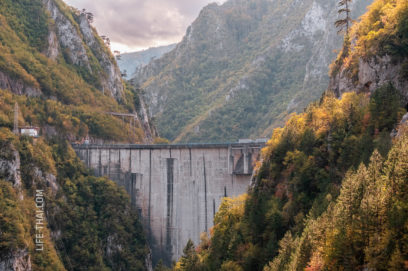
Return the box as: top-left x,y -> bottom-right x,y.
13,102 -> 19,135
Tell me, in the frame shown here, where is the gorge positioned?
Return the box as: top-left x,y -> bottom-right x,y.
1,0 -> 408,270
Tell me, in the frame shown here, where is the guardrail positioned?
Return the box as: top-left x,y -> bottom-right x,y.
71,141 -> 266,150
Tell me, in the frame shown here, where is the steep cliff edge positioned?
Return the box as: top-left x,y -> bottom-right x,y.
43,0 -> 124,100
329,0 -> 408,99
133,0 -> 372,143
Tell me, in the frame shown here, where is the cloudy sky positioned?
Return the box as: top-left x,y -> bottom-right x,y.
64,0 -> 225,53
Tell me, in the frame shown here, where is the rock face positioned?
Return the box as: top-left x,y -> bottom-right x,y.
77,14 -> 124,101
0,142 -> 58,194
30,167 -> 59,195
391,112 -> 408,138
0,143 -> 22,189
42,0 -> 124,100
0,71 -> 41,97
138,97 -> 157,142
0,249 -> 32,271
43,0 -> 91,69
0,0 -> 126,102
133,0 -> 372,143
0,143 -> 32,270
330,55 -> 408,99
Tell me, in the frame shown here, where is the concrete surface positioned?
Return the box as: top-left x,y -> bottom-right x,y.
73,142 -> 264,263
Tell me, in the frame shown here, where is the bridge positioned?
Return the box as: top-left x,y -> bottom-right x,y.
72,142 -> 265,264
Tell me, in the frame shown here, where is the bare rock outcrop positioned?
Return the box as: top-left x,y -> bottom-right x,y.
43,0 -> 91,69
42,0 -> 125,101
45,28 -> 60,61
0,143 -> 22,189
329,55 -> 408,99
77,14 -> 124,101
0,144 -> 32,270
0,249 -> 32,271
0,71 -> 41,97
138,98 -> 157,143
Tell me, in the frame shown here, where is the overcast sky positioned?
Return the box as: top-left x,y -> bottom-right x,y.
64,0 -> 225,53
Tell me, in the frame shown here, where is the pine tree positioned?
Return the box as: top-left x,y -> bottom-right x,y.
176,240 -> 201,271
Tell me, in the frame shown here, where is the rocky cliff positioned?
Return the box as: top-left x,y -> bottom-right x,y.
329,0 -> 408,100
330,52 -> 408,99
133,0 -> 372,143
0,0 -> 156,143
0,141 -> 34,271
0,249 -> 32,271
43,0 -> 124,100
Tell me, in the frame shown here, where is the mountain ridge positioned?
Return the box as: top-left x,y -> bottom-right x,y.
117,44 -> 176,79
133,0 -> 372,143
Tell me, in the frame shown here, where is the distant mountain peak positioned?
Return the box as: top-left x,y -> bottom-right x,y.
117,44 -> 176,79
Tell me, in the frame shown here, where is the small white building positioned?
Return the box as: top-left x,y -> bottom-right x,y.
20,127 -> 40,137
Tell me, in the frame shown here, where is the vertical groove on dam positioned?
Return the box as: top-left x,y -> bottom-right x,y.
166,158 -> 174,254
130,172 -> 135,207
129,149 -> 132,173
108,148 -> 111,176
98,149 -> 102,176
189,148 -> 192,176
148,149 -> 152,242
203,155 -> 208,232
139,149 -> 141,172
86,149 -> 91,167
119,148 -> 121,169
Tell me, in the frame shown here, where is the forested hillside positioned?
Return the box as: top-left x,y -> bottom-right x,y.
0,0 -> 156,143
0,0 -> 152,269
172,0 -> 408,270
133,0 -> 371,143
0,131 -> 149,270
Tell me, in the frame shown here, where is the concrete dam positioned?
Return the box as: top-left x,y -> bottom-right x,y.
72,142 -> 265,263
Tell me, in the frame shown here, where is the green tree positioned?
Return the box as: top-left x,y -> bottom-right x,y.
369,83 -> 405,132
176,240 -> 201,271
154,260 -> 171,271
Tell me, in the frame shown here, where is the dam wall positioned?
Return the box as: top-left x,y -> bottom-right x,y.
73,142 -> 264,263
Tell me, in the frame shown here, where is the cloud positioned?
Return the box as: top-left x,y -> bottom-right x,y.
64,0 -> 225,52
